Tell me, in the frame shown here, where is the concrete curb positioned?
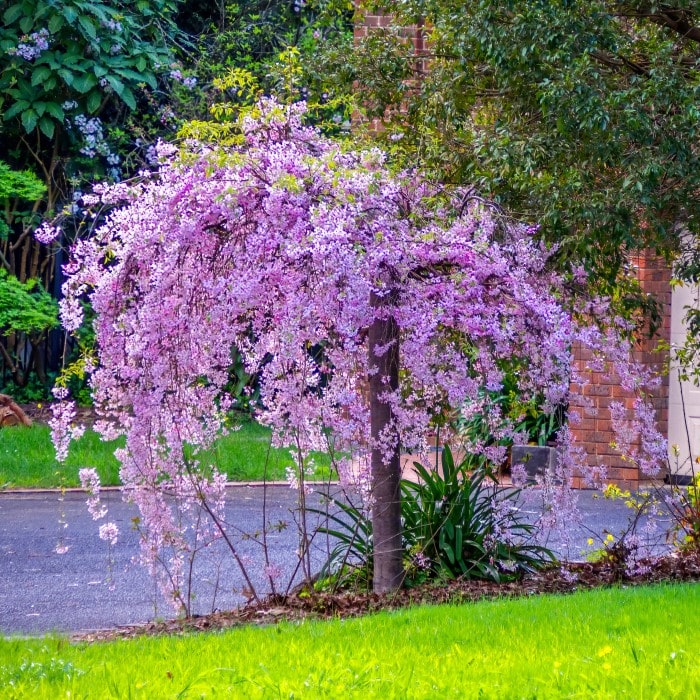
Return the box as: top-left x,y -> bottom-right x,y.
0,480 -> 340,496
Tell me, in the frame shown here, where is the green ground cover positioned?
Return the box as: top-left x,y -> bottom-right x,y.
1,584 -> 698,698
0,420 -> 333,489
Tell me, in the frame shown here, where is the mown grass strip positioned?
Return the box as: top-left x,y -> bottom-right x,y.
0,419 -> 333,489
1,583 -> 699,698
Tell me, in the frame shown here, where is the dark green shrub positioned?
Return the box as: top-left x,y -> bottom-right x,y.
314,445 -> 553,590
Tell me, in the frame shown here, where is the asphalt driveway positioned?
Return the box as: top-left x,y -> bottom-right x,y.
0,485 -> 671,636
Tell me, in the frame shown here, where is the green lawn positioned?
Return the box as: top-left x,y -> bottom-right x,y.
0,419 -> 334,489
1,584 -> 698,698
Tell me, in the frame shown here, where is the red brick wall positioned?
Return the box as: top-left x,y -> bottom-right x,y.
353,7 -> 428,132
569,251 -> 671,489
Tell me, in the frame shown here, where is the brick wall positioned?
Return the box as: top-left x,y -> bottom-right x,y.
353,7 -> 428,132
569,251 -> 672,489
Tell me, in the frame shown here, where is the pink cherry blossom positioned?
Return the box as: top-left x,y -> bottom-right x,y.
54,98 -> 668,604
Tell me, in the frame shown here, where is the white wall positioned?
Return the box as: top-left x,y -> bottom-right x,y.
668,282 -> 700,476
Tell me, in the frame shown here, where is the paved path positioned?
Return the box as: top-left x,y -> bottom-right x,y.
0,486 -> 671,636
0,486 -> 334,635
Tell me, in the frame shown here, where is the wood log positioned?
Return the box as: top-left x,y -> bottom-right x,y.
0,394 -> 32,427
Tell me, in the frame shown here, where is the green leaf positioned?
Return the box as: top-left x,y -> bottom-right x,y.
48,13 -> 64,33
57,68 -> 74,86
21,109 -> 38,134
2,100 -> 29,121
77,15 -> 97,40
3,4 -> 24,24
455,524 -> 463,561
72,73 -> 97,93
44,102 -> 65,121
120,86 -> 137,110
86,90 -> 101,113
0,269 -> 59,335
442,542 -> 455,565
62,5 -> 78,24
115,67 -> 156,89
105,75 -> 125,96
19,15 -> 33,33
38,117 -> 55,139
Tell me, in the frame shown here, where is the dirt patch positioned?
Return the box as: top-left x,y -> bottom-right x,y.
17,402 -> 97,426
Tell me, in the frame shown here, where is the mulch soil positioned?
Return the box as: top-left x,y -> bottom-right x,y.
18,403 -> 97,426
73,552 -> 700,643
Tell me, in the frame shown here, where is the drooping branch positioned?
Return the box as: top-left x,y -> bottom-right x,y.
616,5 -> 700,44
646,9 -> 700,44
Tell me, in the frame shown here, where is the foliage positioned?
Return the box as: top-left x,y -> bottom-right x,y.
312,496 -> 374,589
0,268 -> 58,337
0,267 -> 58,391
175,1 -> 355,146
317,446 -> 553,588
0,161 -> 53,394
0,160 -> 46,241
663,471 -> 700,552
455,372 -> 566,472
178,0 -> 353,107
0,0 -> 190,398
0,0 -> 180,139
401,447 -> 553,580
0,0 -> 186,299
582,483 -> 662,578
675,474 -> 700,550
353,1 -> 700,320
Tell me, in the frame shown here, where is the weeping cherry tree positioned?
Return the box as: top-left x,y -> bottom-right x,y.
54,99 -> 622,599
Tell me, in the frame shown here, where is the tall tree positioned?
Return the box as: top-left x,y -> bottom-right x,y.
353,1 -> 700,316
0,0 -> 183,280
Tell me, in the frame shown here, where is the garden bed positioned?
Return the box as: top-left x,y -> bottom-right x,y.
73,550 -> 700,642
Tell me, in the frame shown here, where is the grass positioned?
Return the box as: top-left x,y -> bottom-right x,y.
0,418 -> 334,489
0,583 -> 698,698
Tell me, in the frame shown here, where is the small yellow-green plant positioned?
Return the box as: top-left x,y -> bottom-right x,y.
583,483 -> 660,577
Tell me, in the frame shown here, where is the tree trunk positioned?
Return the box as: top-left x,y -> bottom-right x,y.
368,289 -> 403,593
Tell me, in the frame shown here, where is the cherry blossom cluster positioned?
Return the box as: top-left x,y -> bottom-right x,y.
56,98 -> 668,602
49,387 -> 85,463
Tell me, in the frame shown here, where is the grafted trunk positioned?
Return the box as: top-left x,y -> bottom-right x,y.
369,289 -> 403,593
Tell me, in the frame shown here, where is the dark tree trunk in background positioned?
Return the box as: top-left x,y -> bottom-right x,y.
369,289 -> 403,593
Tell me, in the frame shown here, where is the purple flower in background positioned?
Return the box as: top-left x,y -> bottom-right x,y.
9,29 -> 50,61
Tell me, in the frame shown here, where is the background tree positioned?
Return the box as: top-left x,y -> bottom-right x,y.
0,0 -> 354,398
0,0 -> 184,277
351,1 -> 700,322
0,162 -> 58,390
0,0 -> 188,394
